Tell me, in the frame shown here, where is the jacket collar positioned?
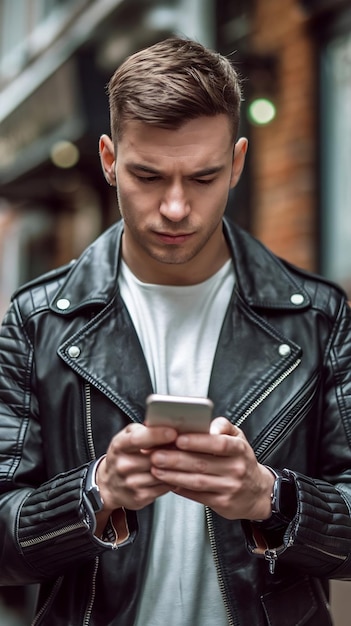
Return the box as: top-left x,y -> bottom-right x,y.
50,217 -> 310,315
50,222 -> 124,315
223,219 -> 310,310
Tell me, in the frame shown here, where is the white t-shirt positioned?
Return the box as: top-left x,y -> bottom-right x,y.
118,258 -> 235,626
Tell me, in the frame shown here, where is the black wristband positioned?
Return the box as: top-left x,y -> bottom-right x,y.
271,473 -> 297,524
83,457 -> 105,513
253,468 -> 297,530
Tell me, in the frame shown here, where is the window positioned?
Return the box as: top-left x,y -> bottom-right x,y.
320,25 -> 351,297
0,0 -> 87,81
0,0 -> 28,80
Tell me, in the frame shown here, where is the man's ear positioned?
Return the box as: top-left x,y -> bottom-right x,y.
99,134 -> 116,186
230,137 -> 248,189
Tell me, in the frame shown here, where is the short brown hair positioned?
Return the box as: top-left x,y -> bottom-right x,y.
107,37 -> 242,143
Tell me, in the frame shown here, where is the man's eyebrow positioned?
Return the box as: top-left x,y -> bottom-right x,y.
127,163 -> 224,176
191,165 -> 224,177
127,163 -> 160,174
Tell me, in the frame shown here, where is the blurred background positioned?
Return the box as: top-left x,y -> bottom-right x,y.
0,0 -> 350,623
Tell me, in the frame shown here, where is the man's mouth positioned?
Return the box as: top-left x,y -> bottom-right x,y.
154,231 -> 194,245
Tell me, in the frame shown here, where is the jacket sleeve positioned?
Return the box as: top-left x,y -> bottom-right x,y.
244,298 -> 351,577
0,302 -> 136,585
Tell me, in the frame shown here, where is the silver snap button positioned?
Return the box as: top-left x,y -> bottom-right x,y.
290,293 -> 304,305
57,298 -> 70,310
278,343 -> 291,357
68,345 -> 80,358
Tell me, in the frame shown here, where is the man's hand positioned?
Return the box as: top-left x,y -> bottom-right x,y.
149,416 -> 275,521
96,423 -> 178,516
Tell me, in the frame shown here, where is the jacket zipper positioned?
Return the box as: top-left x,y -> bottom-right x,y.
82,382 -> 99,626
254,375 -> 318,462
83,556 -> 99,626
264,540 -> 347,575
20,522 -> 87,548
205,507 -> 238,626
85,381 -> 95,460
234,358 -> 301,429
29,383 -> 96,624
31,576 -> 64,626
264,548 -> 279,574
304,544 -> 347,561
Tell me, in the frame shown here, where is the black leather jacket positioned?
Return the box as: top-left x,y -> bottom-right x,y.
0,218 -> 351,626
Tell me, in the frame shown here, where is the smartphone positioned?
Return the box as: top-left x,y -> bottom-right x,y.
145,393 -> 214,433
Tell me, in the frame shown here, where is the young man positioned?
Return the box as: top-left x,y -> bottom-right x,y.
0,37 -> 350,626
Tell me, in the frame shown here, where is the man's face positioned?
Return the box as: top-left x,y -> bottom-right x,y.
102,115 -> 247,284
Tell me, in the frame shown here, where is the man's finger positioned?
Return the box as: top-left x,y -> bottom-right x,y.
210,416 -> 242,437
115,423 -> 178,452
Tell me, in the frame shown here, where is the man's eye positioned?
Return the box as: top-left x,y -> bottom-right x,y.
135,174 -> 159,183
194,178 -> 214,185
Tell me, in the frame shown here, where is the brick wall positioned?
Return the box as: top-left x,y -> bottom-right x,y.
249,0 -> 317,271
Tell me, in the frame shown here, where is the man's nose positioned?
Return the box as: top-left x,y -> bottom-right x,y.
159,183 -> 190,222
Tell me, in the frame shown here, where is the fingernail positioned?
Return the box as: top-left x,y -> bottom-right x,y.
176,435 -> 189,448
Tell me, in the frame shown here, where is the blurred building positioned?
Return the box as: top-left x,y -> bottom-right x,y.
0,0 -> 350,623
0,0 -> 351,315
0,0 -> 217,319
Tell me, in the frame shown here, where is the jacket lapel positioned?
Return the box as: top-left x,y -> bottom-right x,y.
58,296 -> 153,424
208,290 -> 302,451
208,220 -> 310,453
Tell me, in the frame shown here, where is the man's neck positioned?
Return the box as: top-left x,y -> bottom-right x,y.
121,230 -> 231,286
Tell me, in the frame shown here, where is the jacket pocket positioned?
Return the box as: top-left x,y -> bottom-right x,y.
261,577 -> 332,626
